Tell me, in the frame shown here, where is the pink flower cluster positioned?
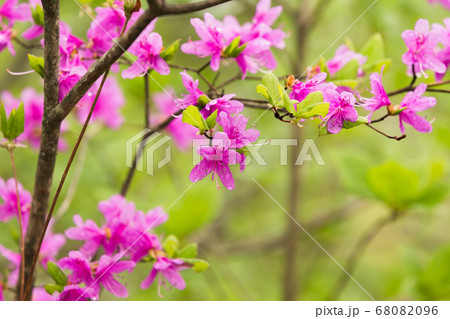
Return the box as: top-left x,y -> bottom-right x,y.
428,0 -> 450,9
402,19 -> 446,77
181,0 -> 286,78
174,72 -> 259,190
60,195 -> 189,300
0,178 -> 66,297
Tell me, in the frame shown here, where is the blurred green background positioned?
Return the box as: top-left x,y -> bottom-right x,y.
0,0 -> 449,300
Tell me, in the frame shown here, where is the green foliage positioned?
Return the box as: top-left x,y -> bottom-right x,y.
31,5 -> 44,26
294,91 -> 329,119
0,102 -> 25,141
28,54 -> 45,78
223,36 -> 247,58
47,261 -> 68,286
179,258 -> 210,273
176,243 -> 198,259
256,72 -> 285,108
360,33 -> 392,74
416,246 -> 450,300
182,105 -> 208,133
163,234 -> 180,258
160,39 -> 181,62
333,59 -> 359,80
44,284 -> 64,295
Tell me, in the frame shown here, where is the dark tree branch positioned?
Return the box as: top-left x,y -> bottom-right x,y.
21,0 -> 60,301
158,0 -> 234,15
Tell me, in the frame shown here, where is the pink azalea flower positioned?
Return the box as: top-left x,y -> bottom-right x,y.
124,231 -> 162,263
432,18 -> 450,80
65,215 -> 114,258
86,2 -> 154,56
189,132 -> 244,190
91,254 -> 135,298
203,94 -> 244,118
141,257 -> 188,292
0,177 -> 31,232
0,283 -> 4,301
122,32 -> 169,78
58,251 -> 94,286
217,112 -> 259,149
39,231 -> 66,267
358,66 -> 391,121
398,83 -> 436,134
22,24 -> 43,40
176,71 -> 205,108
253,0 -> 283,26
0,0 -> 30,23
59,22 -> 84,69
32,287 -> 58,301
322,90 -> 358,134
132,207 -> 168,232
0,27 -> 15,55
235,38 -> 276,78
76,77 -> 125,129
57,284 -> 96,301
152,90 -> 198,150
402,19 -> 445,77
428,0 -> 450,9
0,244 -> 20,287
327,45 -> 367,77
181,13 -> 226,71
98,194 -> 136,223
289,72 -> 337,104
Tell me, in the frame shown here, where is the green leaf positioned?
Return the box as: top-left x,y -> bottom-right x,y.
0,102 -> 7,138
362,58 -> 392,75
333,59 -> 359,80
345,38 -> 356,51
367,161 -> 420,209
282,92 -> 296,114
342,116 -> 368,129
31,4 -> 44,26
160,39 -> 180,62
230,43 -> 247,58
223,36 -> 241,57
10,103 -> 24,140
176,243 -> 198,259
180,258 -> 210,273
294,91 -> 326,119
28,54 -> 45,78
333,79 -> 359,89
182,105 -> 207,132
261,72 -> 282,105
47,261 -> 68,286
163,235 -> 180,258
360,33 -> 385,65
197,95 -> 211,107
44,284 -> 64,295
298,102 -> 329,119
256,84 -> 269,100
205,110 -> 218,130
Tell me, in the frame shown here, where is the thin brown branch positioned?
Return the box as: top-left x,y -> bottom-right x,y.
158,0 -> 234,15
365,123 -> 406,141
8,150 -> 25,300
328,212 -> 400,300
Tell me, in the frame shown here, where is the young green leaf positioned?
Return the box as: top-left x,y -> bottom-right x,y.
160,39 -> 181,61
28,54 -> 45,78
342,116 -> 368,129
223,36 -> 241,57
0,102 -> 7,138
163,234 -> 180,258
205,110 -> 218,130
179,258 -> 210,273
176,243 -> 198,259
182,105 -> 207,132
47,261 -> 68,286
44,284 -> 64,295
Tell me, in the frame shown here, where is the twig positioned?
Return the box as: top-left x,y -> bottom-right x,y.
328,212 -> 400,300
365,123 -> 406,141
369,114 -> 389,124
8,150 -> 25,300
